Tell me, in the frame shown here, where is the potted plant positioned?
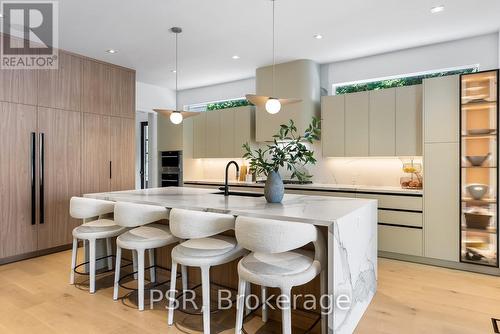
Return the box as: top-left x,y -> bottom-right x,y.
243,117 -> 321,203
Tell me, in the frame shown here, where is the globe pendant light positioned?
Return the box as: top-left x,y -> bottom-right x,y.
246,0 -> 301,114
154,27 -> 199,123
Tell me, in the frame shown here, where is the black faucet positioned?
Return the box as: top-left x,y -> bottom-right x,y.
224,161 -> 240,196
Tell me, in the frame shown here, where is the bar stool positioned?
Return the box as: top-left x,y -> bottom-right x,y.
234,216 -> 326,334
167,208 -> 248,334
112,201 -> 187,311
69,197 -> 127,294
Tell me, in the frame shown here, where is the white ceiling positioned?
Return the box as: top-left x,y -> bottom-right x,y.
56,0 -> 500,90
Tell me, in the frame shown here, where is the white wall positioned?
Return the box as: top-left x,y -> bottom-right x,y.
323,32 -> 499,94
177,77 -> 255,109
136,81 -> 176,189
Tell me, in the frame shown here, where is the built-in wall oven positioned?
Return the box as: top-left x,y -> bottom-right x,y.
159,151 -> 182,187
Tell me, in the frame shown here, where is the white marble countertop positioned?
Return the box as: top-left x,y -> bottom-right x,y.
183,179 -> 423,195
84,187 -> 376,226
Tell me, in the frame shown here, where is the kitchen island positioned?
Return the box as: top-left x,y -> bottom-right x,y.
85,187 -> 377,334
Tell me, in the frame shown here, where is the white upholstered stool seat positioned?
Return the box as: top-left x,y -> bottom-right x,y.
69,197 -> 117,294
72,219 -> 127,240
117,224 -> 177,250
112,202 -> 186,311
234,216 -> 326,334
171,235 -> 246,267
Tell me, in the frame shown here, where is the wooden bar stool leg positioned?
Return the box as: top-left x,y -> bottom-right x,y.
201,266 -> 211,334
148,249 -> 156,283
113,246 -> 122,300
235,278 -> 247,334
137,249 -> 145,311
70,238 -> 78,284
281,288 -> 292,334
181,265 -> 188,292
106,238 -> 113,270
89,239 -> 96,294
245,281 -> 251,316
167,260 -> 178,326
132,250 -> 138,280
261,286 -> 268,322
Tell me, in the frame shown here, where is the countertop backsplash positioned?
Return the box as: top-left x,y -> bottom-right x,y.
182,142 -> 422,188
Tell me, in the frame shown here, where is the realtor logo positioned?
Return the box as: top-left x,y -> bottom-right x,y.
1,1 -> 58,69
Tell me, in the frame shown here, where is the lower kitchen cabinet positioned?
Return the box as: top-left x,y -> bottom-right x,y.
379,225 -> 423,256
0,103 -> 38,259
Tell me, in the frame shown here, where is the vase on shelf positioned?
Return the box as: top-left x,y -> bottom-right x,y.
264,170 -> 284,203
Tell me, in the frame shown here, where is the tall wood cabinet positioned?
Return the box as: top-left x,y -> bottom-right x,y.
0,47 -> 135,263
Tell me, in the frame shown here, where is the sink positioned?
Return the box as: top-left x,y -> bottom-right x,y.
211,191 -> 264,198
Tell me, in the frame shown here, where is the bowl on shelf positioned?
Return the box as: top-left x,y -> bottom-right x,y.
464,212 -> 492,229
466,184 -> 489,200
465,153 -> 491,166
466,129 -> 496,135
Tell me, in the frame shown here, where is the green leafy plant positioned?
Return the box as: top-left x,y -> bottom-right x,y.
206,99 -> 252,111
243,117 -> 321,181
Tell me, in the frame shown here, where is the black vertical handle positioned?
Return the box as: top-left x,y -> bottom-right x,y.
39,133 -> 45,224
109,161 -> 112,179
30,132 -> 36,225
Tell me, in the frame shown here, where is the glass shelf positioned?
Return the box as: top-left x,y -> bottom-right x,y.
460,70 -> 499,267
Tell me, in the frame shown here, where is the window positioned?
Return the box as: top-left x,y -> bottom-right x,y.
184,97 -> 251,112
333,66 -> 479,95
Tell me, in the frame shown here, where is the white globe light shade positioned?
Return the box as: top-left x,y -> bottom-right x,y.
265,98 -> 281,114
170,112 -> 183,124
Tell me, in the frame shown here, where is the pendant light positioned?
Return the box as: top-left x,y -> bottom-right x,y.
246,0 -> 301,114
154,27 -> 199,124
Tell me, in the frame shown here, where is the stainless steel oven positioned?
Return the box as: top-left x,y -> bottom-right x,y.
159,151 -> 182,187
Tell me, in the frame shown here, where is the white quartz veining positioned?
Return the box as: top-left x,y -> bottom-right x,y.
85,187 -> 376,226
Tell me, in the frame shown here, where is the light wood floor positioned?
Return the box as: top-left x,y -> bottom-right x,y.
0,250 -> 499,334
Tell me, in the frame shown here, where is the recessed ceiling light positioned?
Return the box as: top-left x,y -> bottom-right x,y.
0,13 -> 3,18
430,5 -> 445,14
171,70 -> 177,73
313,34 -> 323,40
106,49 -> 117,54
232,55 -> 240,60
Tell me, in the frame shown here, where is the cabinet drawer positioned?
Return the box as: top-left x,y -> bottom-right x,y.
378,210 -> 422,228
378,225 -> 423,256
356,193 -> 422,211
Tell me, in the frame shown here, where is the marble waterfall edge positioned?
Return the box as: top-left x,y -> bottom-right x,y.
329,200 -> 377,334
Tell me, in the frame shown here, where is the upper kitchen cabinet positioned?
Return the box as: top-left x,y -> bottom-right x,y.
396,85 -> 422,156
322,85 -> 423,157
255,60 -> 320,142
38,51 -> 82,111
345,91 -> 370,156
110,67 -> 135,119
158,113 -> 183,152
424,75 -> 459,143
82,60 -> 112,115
369,88 -> 396,156
0,67 -> 38,106
205,111 -> 221,157
190,106 -> 255,159
321,95 -> 345,157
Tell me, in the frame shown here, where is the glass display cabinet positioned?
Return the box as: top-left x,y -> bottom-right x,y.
460,70 -> 499,267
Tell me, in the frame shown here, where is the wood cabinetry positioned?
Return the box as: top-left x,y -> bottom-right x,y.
370,88 -> 396,156
110,116 -> 135,191
157,113 -> 183,151
82,60 -> 112,116
396,85 -> 422,156
192,106 -> 254,159
0,103 -> 38,259
255,60 -> 320,142
345,91 -> 370,156
38,51 -> 82,111
37,107 -> 81,250
111,67 -> 135,119
0,68 -> 38,105
322,85 -> 423,157
82,113 -> 111,195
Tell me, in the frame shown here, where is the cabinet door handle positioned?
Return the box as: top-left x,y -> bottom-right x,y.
30,132 -> 36,225
109,161 -> 112,179
39,133 -> 45,225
